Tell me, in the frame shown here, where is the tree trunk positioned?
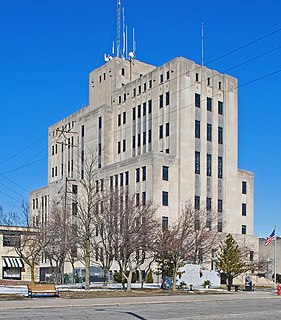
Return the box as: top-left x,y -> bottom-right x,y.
103,267 -> 108,287
126,269 -> 133,291
172,261 -> 178,291
85,239 -> 91,290
30,262 -> 35,284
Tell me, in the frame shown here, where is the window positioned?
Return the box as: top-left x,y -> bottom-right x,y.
118,96 -> 121,104
250,251 -> 254,262
161,166 -> 169,181
133,88 -> 136,97
143,132 -> 146,145
118,114 -> 121,126
137,134 -> 141,147
218,222 -> 223,232
218,101 -> 223,115
110,176 -> 113,189
195,151 -> 200,174
136,193 -> 140,207
195,196 -> 200,210
123,139 -> 126,152
132,136 -> 136,149
207,77 -> 211,86
218,127 -> 223,144
138,105 -> 141,118
120,173 -> 124,187
207,97 -> 212,111
162,216 -> 168,230
162,191 -> 169,206
133,107 -> 136,121
125,171 -> 129,185
118,141 -> 121,154
123,112 -> 126,124
242,225 -> 247,234
123,93 -> 126,102
149,80 -> 152,89
138,85 -> 141,94
3,232 -> 20,247
165,148 -> 169,154
136,168 -> 140,183
195,93 -> 200,108
166,123 -> 170,137
219,81 -> 222,90
218,199 -> 223,212
195,120 -> 200,138
206,197 -> 212,211
81,125 -> 84,137
95,180 -> 99,192
196,73 -> 199,81
159,125 -> 163,139
122,68 -> 125,76
144,83 -> 146,91
148,100 -> 152,114
142,192 -> 146,205
142,166 -> 146,181
148,130 -> 152,143
242,181 -> 247,194
218,157 -> 223,179
242,203 -> 247,216
166,92 -> 170,106
115,174 -> 118,188
166,71 -> 170,80
207,154 -> 212,176
143,103 -> 146,116
160,74 -> 163,83
159,95 -> 163,108
207,124 -> 212,141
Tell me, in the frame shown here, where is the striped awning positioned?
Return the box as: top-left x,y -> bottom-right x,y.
2,257 -> 23,268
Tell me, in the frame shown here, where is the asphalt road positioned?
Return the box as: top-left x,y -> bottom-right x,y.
0,291 -> 280,319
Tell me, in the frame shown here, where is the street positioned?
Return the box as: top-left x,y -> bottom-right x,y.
0,291 -> 280,319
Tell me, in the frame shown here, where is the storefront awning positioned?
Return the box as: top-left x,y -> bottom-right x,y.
2,257 -> 23,268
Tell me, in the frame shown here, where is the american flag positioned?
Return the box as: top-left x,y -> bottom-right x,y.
265,229 -> 275,246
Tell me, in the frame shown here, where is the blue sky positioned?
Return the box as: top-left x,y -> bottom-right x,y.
0,0 -> 280,237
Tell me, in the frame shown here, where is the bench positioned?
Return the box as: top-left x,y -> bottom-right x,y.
227,285 -> 240,292
28,284 -> 59,298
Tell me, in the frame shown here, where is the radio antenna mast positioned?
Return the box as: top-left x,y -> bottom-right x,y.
116,0 -> 121,58
201,22 -> 204,66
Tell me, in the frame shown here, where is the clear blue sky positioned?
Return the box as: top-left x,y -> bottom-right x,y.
0,0 -> 280,237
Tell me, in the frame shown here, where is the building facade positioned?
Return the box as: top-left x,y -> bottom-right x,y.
30,56 -> 254,239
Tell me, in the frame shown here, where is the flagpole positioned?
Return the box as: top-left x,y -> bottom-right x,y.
274,225 -> 277,290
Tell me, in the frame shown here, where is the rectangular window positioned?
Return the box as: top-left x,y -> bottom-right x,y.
218,156 -> 223,179
218,199 -> 223,212
250,251 -> 254,262
166,123 -> 170,137
118,141 -> 121,154
149,80 -> 152,89
207,97 -> 212,111
123,112 -> 126,124
207,77 -> 211,86
166,71 -> 170,80
138,85 -> 141,94
133,107 -> 136,121
118,114 -> 121,126
133,88 -> 136,97
218,101 -> 223,115
142,166 -> 146,181
138,105 -> 141,118
195,93 -> 200,108
195,151 -> 200,174
206,197 -> 212,211
118,96 -> 121,104
148,130 -> 152,143
196,73 -> 199,81
218,222 -> 223,232
136,168 -> 140,183
81,125 -> 84,137
136,193 -> 140,207
115,174 -> 118,188
166,92 -> 170,106
242,181 -> 247,194
162,216 -> 168,230
162,191 -> 169,206
137,134 -> 141,147
195,120 -> 200,138
143,132 -> 146,145
242,203 -> 247,216
162,166 -> 169,181
195,196 -> 200,210
219,81 -> 222,90
125,171 -> 129,185
123,93 -> 126,102
123,139 -> 126,152
3,232 -> 20,247
143,102 -> 146,116
218,127 -> 223,144
144,83 -> 146,91
159,125 -> 163,139
122,68 -> 125,76
132,136 -> 136,149
242,225 -> 247,234
207,124 -> 212,141
120,173 -> 124,187
207,154 -> 212,176
160,74 -> 163,83
110,176 -> 113,189
98,116 -> 102,129
95,180 -> 99,193
159,95 -> 163,108
142,192 -> 146,206
148,100 -> 152,114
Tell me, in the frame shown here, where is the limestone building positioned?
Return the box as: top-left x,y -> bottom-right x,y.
30,56 -> 254,238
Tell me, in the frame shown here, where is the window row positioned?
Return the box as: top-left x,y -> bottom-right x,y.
195,152 -> 223,178
195,94 -> 223,115
195,74 -> 223,91
136,166 -> 147,183
194,196 -> 223,212
132,100 -> 152,121
159,92 -> 170,108
195,121 -> 223,144
132,130 -> 152,148
136,191 -> 146,207
159,123 -> 170,139
110,171 -> 129,189
117,140 -> 126,154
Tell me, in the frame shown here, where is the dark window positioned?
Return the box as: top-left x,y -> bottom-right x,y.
196,73 -> 199,81
207,97 -> 212,111
96,180 -> 99,192
142,166 -> 146,181
166,92 -> 170,106
207,154 -> 212,177
148,100 -> 152,114
218,199 -> 223,212
118,114 -> 121,126
166,71 -> 170,80
218,101 -> 223,115
133,88 -> 136,97
98,116 -> 102,129
242,181 -> 247,194
144,83 -> 146,91
159,125 -> 163,139
143,132 -> 146,145
242,225 -> 247,234
118,96 -> 121,104
207,77 -> 211,86
120,173 -> 124,187
219,81 -> 222,90
166,123 -> 170,137
137,105 -> 141,118
132,136 -> 136,149
3,232 -> 20,247
195,120 -> 200,138
195,151 -> 200,174
160,74 -> 163,83
195,93 -> 200,108
98,143 -> 101,156
163,166 -> 169,181
162,191 -> 169,206
207,124 -> 212,141
218,127 -> 223,144
123,93 -> 126,102
133,107 -> 136,121
218,222 -> 223,232
250,251 -> 254,262
123,112 -> 126,124
143,103 -> 146,116
159,95 -> 163,108
138,85 -> 141,94
195,196 -> 200,210
242,203 -> 247,216
137,134 -> 141,147
218,157 -> 223,179
115,174 -> 118,188
122,68 -> 125,76
123,139 -> 126,152
148,130 -> 152,143
118,141 -> 121,154
110,176 -> 113,189
149,80 -> 152,88
162,216 -> 168,230
142,192 -> 146,205
100,179 -> 104,191
81,125 -> 84,137
125,171 -> 129,185
136,168 -> 140,183
165,148 -> 169,154
136,193 -> 140,207
206,197 -> 212,211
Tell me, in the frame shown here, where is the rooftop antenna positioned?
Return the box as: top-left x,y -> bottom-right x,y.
122,6 -> 125,59
125,25 -> 128,59
133,27 -> 136,58
116,0 -> 121,58
201,22 -> 204,66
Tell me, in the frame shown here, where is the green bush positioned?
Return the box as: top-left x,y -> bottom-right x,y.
113,271 -> 137,283
146,270 -> 153,283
